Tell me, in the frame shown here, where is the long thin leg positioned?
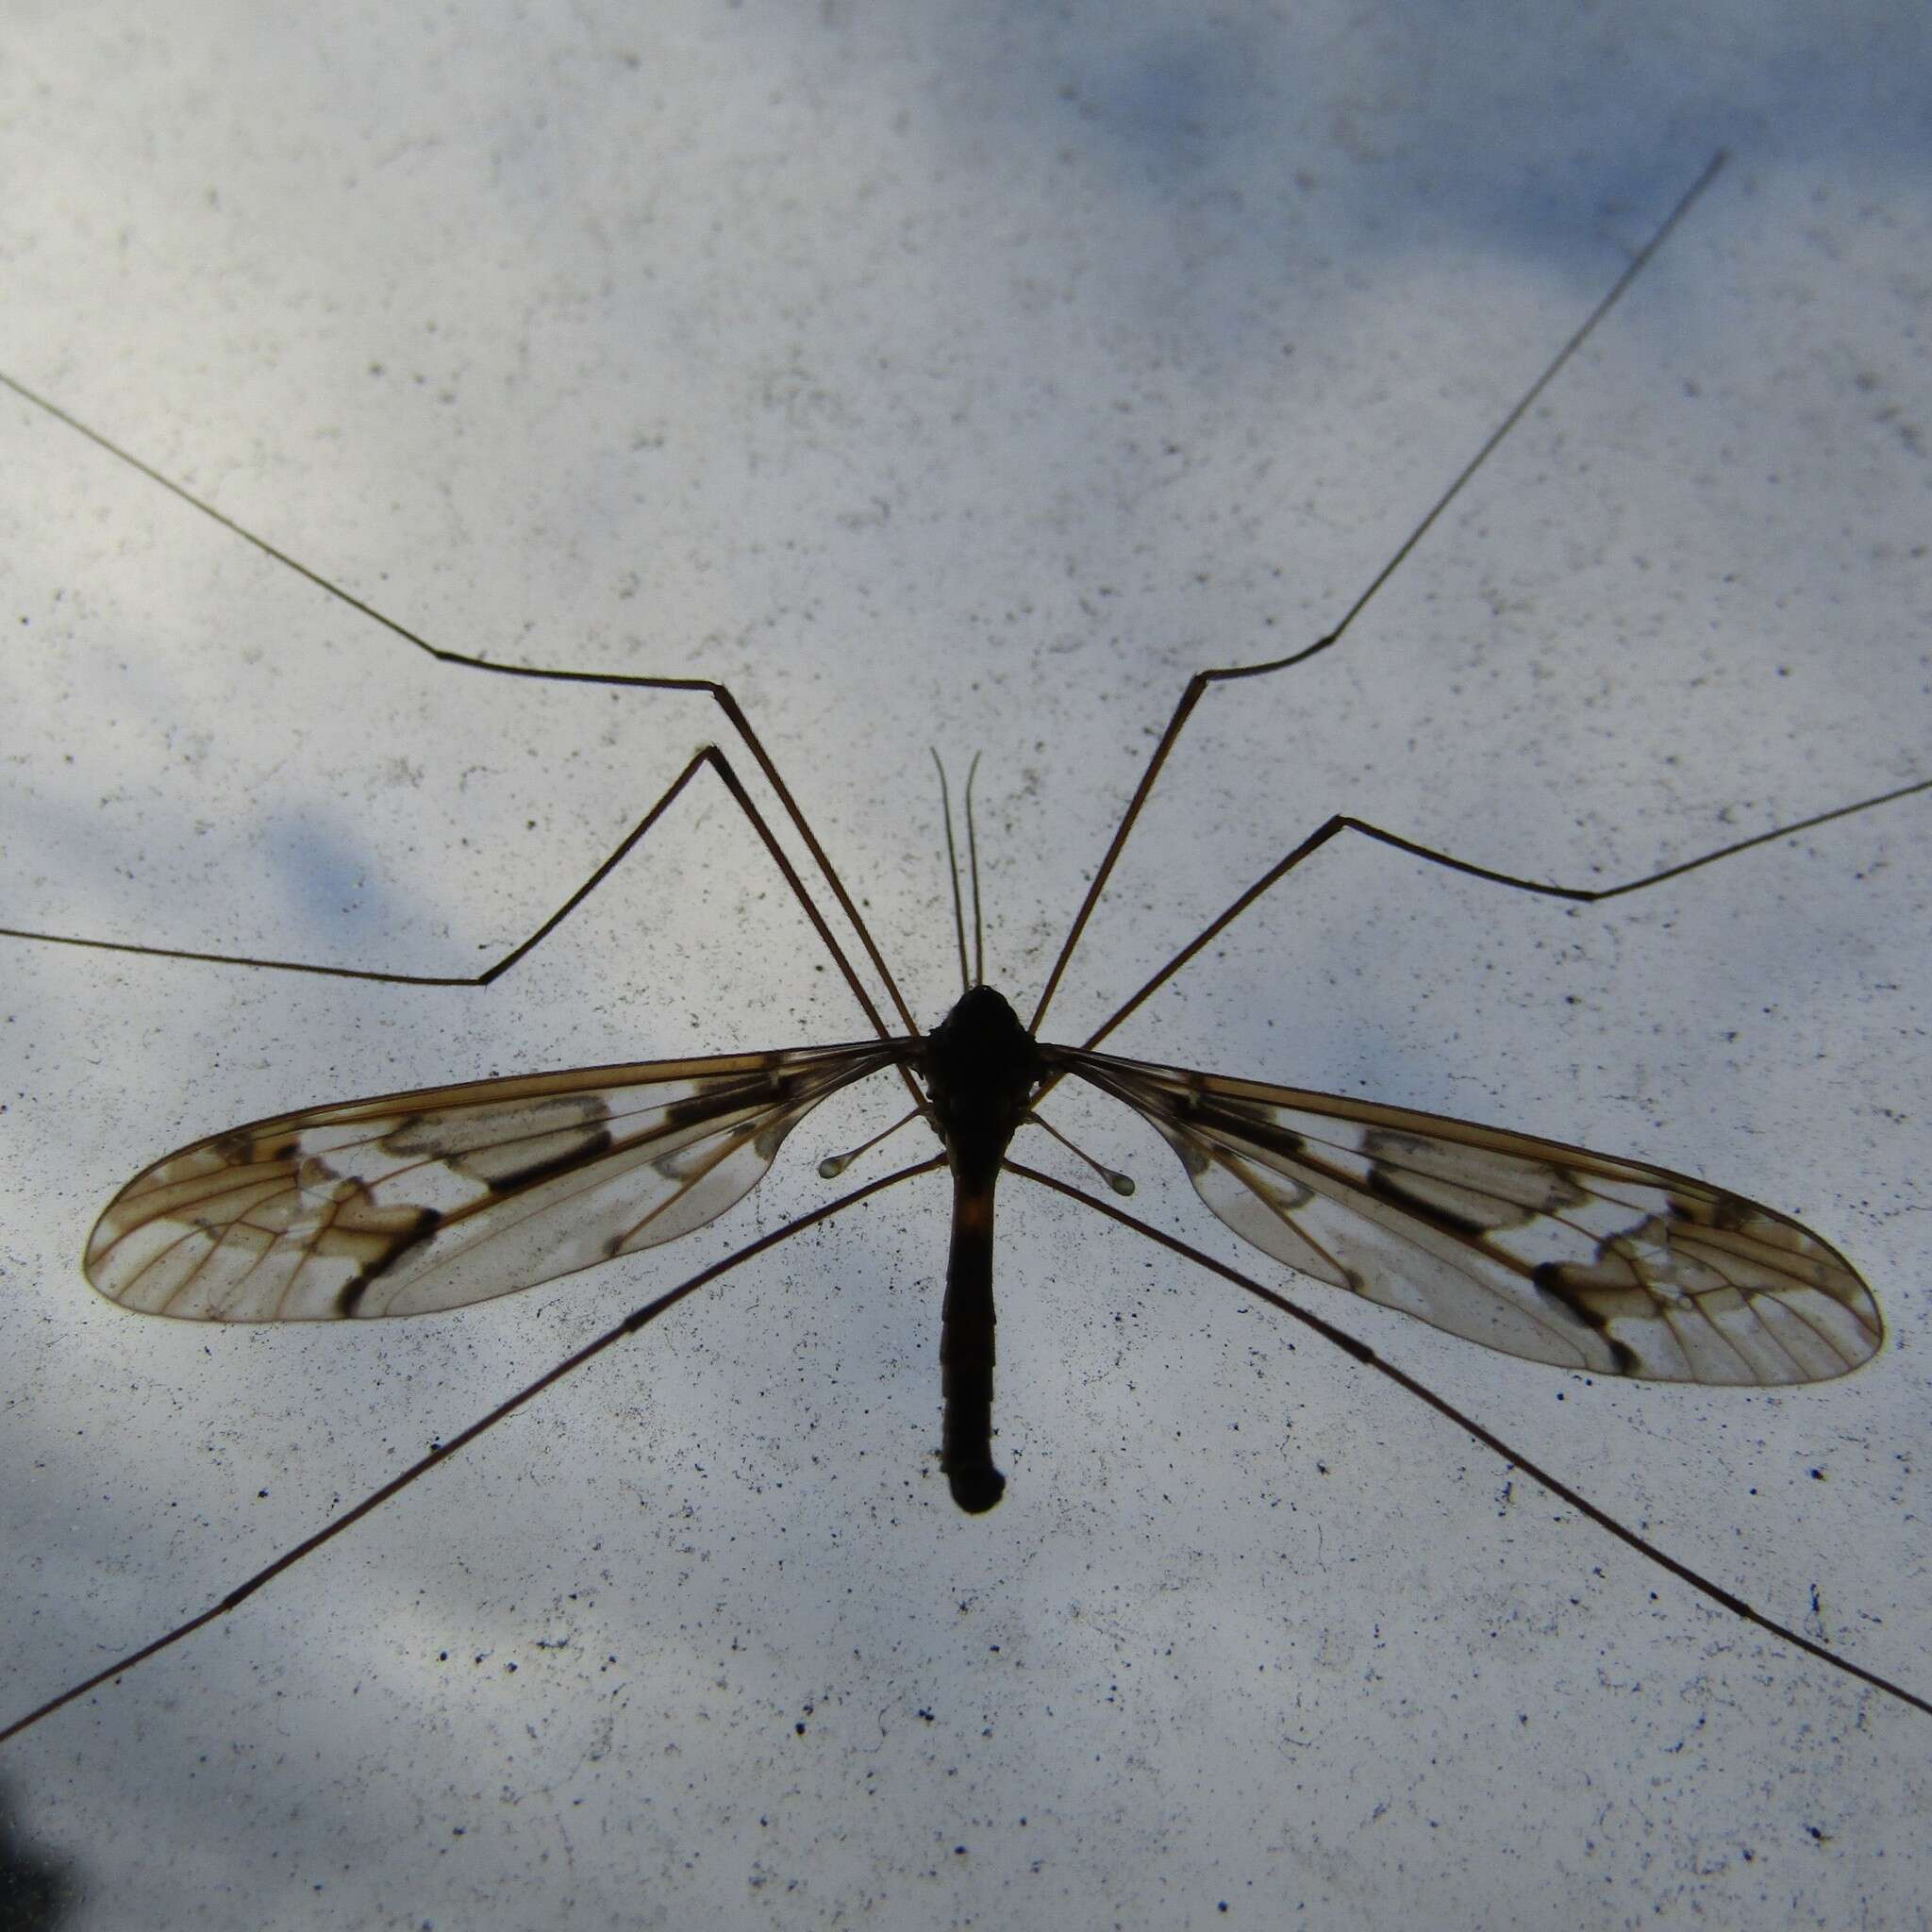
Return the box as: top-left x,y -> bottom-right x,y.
1029,151 -> 1730,1036
1076,774 -> 1932,1053
8,154 -> 1733,1050
1007,1160 -> 1930,1721
1,370 -> 917,1038
7,736 -> 934,1112
3,743 -> 902,1041
0,1153 -> 945,1748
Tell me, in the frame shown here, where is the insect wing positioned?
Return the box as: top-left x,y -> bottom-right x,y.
87,1041 -> 904,1321
1052,1047 -> 1882,1385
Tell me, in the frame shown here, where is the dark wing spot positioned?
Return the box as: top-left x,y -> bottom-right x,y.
1532,1260 -> 1642,1374
484,1127 -> 616,1194
661,1074 -> 783,1130
1365,1163 -> 1494,1239
215,1129 -> 301,1167
1666,1188 -> 1749,1233
1240,1119 -> 1307,1162
335,1207 -> 444,1315
1191,1098 -> 1305,1161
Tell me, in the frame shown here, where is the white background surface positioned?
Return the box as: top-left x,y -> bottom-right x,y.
2,4 -> 1928,1928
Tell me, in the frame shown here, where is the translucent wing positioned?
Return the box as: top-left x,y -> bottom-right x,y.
88,1041 -> 904,1321
1051,1046 -> 1882,1385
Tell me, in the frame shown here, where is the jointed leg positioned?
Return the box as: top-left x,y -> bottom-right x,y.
3,742 -> 906,1042
1030,152 -> 1729,1035
0,1154 -> 943,1748
1077,774 -> 1932,1053
1,370 -> 916,1036
1008,1159 -> 1930,1721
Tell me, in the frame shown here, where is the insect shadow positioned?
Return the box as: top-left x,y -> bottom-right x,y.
2,152 -> 1927,1744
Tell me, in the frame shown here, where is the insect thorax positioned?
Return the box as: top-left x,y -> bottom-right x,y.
921,986 -> 1045,1177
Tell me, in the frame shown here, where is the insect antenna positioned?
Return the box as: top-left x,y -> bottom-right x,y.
932,750 -> 1133,1191
933,748 -> 973,997
964,750 -> 986,989
931,748 -> 988,995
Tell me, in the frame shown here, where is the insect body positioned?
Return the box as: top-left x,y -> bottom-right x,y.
5,147 -> 1927,1741
80,974 -> 1882,1516
922,985 -> 1047,1511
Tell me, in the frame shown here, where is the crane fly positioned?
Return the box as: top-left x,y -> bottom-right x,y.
69,907 -> 1890,1508
2,148 -> 1927,1745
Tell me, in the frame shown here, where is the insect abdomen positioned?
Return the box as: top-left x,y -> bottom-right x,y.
940,1168 -> 1005,1512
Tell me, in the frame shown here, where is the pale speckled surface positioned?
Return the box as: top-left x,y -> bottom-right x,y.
1,5 -> 1928,1928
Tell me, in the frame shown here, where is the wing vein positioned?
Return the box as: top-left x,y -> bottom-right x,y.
88,1041 -> 909,1320
1048,1043 -> 1881,1385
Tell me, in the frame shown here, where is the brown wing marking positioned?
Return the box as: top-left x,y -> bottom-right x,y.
1050,1047 -> 1881,1385
87,1042 -> 905,1321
